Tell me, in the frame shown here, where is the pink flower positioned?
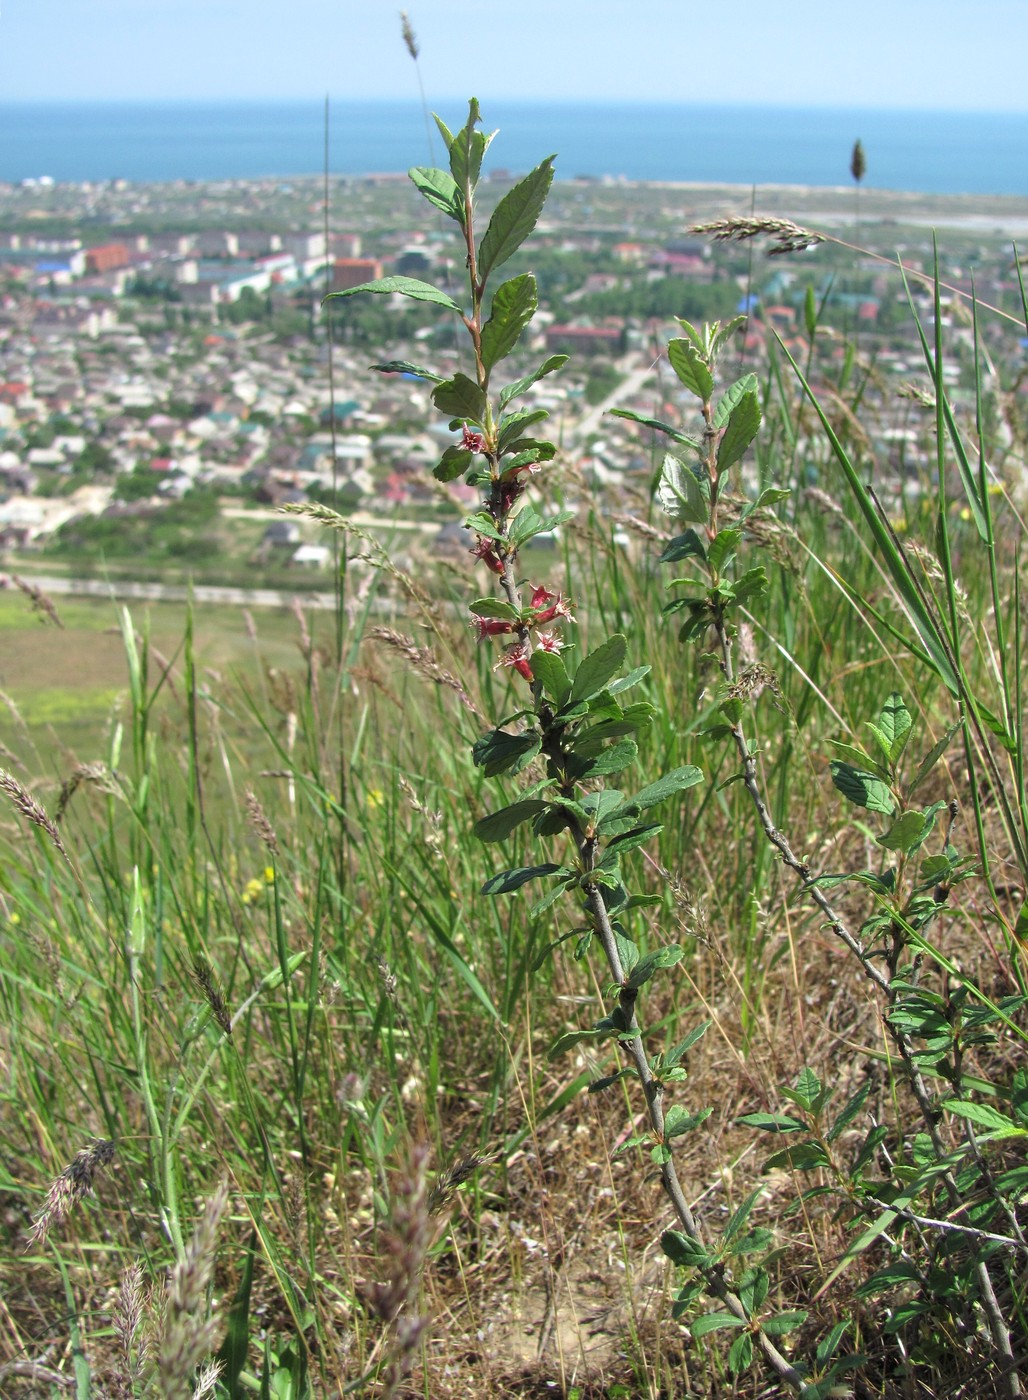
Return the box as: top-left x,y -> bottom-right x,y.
494,643 -> 533,682
470,537 -> 505,575
461,425 -> 486,454
534,630 -> 565,653
529,585 -> 576,625
472,615 -> 514,642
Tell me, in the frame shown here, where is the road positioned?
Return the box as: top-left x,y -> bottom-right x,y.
4,573 -> 339,610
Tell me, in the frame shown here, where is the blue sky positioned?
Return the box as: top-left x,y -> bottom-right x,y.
2,0 -> 1027,109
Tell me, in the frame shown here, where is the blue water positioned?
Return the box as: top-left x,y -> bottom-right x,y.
1,101 -> 1026,196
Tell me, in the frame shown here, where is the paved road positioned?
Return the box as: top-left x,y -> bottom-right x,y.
571,353 -> 661,444
4,573 -> 339,610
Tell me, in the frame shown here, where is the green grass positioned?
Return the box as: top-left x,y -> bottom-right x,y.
2,264 -> 1028,1397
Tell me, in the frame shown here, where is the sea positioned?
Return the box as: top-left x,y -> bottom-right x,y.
1,100 -> 1026,197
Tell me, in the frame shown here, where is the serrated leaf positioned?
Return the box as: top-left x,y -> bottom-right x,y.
707,528 -> 742,576
722,1189 -> 761,1244
481,273 -> 538,372
737,1112 -> 806,1133
469,597 -> 520,620
627,944 -> 684,990
877,808 -> 930,855
433,373 -> 486,424
370,359 -> 445,383
532,650 -> 572,706
446,98 -> 493,192
471,728 -> 540,778
327,276 -> 463,313
790,1067 -> 823,1109
478,157 -> 555,282
604,823 -> 664,860
945,1099 -> 1021,1134
661,1229 -> 709,1268
659,529 -> 707,565
580,738 -> 637,777
665,1021 -> 711,1066
910,723 -> 960,793
871,692 -> 912,762
761,1310 -> 808,1338
712,373 -> 758,430
481,863 -> 562,895
473,800 -> 548,843
570,634 -> 628,704
657,453 -> 710,524
499,354 -> 568,409
433,446 -> 473,482
830,761 -> 896,815
667,338 -> 714,401
408,165 -> 464,222
608,666 -> 651,696
728,1333 -> 754,1374
716,389 -> 761,473
691,1312 -> 746,1339
497,407 -> 549,451
627,765 -> 704,813
608,407 -> 699,449
663,1103 -> 712,1137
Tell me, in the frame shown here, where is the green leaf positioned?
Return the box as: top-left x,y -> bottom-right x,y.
663,1103 -> 712,1137
433,373 -> 486,424
761,1311 -> 808,1338
446,98 -> 494,194
728,1332 -> 753,1374
716,389 -> 761,473
661,1229 -> 710,1268
608,666 -> 651,696
497,407 -> 549,451
691,1312 -> 746,1339
473,799 -> 548,843
569,634 -> 628,704
707,528 -> 742,576
737,1112 -> 806,1133
659,529 -> 707,565
877,808 -> 931,855
532,650 -> 572,706
579,738 -> 637,778
499,354 -> 568,409
789,1067 -> 824,1110
665,1021 -> 711,1066
370,359 -> 445,383
945,1099 -> 1021,1135
667,338 -> 714,401
480,273 -> 538,372
548,1012 -> 625,1060
722,1189 -> 761,1244
830,761 -> 896,815
471,729 -> 541,778
433,446 -> 473,482
481,863 -> 562,895
910,724 -> 960,793
603,823 -> 664,859
869,692 -> 912,763
608,407 -> 699,450
804,283 -> 818,339
627,766 -> 704,813
712,373 -> 758,430
469,597 -> 520,620
408,165 -> 464,222
327,276 -> 463,313
627,944 -> 684,989
657,454 -> 711,524
478,157 -> 556,282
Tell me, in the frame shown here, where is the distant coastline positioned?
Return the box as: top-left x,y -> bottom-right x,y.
1,100 -> 1027,196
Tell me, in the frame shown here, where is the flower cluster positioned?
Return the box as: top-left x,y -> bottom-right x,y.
469,584 -> 575,684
